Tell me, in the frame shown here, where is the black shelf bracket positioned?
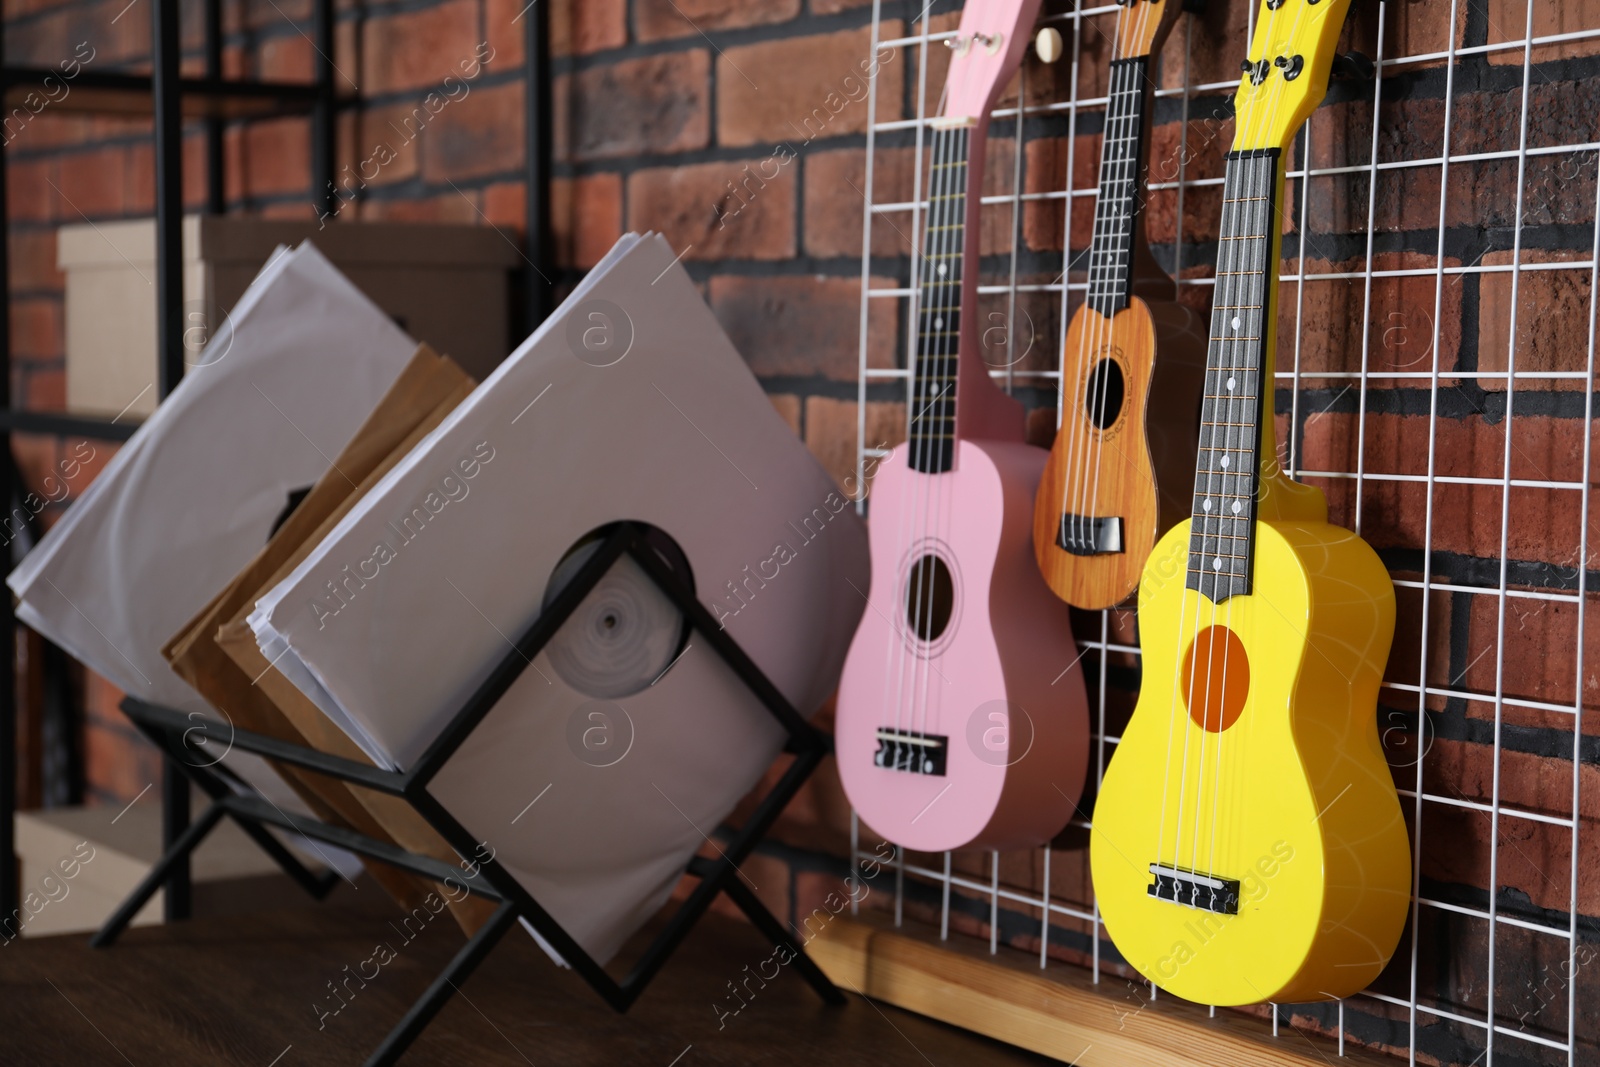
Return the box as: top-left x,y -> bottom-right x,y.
0,67 -> 326,119
523,0 -> 554,331
0,409 -> 140,441
0,0 -> 14,931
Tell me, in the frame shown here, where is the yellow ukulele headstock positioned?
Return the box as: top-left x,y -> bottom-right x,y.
1110,0 -> 1187,61
1231,0 -> 1353,152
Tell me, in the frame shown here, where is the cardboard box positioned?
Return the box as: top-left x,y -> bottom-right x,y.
13,800 -> 352,939
59,216 -> 522,417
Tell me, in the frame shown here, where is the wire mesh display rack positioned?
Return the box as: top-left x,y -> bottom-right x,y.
851,1 -> 1597,1064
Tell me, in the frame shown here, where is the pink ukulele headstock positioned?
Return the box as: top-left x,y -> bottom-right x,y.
940,0 -> 1043,122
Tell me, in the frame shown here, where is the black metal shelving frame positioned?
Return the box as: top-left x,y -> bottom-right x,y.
0,0 -> 557,934
88,520 -> 843,1065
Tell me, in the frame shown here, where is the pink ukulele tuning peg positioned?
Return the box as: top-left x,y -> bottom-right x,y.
945,31 -> 1003,54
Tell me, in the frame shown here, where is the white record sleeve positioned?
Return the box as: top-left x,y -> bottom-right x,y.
9,242 -> 416,840
251,233 -> 870,961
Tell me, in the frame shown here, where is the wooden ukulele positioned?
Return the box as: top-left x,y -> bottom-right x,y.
834,0 -> 1088,853
1089,0 -> 1410,1005
1032,0 -> 1207,611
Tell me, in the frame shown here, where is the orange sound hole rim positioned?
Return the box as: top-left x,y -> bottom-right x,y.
1180,624 -> 1249,733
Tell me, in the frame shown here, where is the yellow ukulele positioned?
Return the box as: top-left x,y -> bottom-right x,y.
1089,0 -> 1410,1006
1032,0 -> 1207,612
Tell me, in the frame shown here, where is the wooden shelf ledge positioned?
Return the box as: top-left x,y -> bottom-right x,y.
807,913 -> 1396,1067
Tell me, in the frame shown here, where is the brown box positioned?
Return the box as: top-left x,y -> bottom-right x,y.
58,216 -> 522,418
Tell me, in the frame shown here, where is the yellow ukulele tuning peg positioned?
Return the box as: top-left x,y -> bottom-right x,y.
1035,26 -> 1063,64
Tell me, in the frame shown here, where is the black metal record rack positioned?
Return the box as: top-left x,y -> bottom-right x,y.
90,521 -> 843,1065
0,0 -> 557,928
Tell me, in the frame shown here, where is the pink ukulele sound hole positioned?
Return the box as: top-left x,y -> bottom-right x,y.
1180,625 -> 1249,733
905,554 -> 954,642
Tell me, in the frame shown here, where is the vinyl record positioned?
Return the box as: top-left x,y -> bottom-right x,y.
540,536 -> 685,700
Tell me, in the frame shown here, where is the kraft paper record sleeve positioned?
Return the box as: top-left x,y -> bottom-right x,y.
8,242 -> 418,823
250,233 -> 871,963
164,343 -> 497,935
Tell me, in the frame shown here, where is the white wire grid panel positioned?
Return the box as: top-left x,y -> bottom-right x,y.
848,1 -> 1599,1064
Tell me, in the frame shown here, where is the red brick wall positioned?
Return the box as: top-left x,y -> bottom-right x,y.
6,0 -> 1600,1063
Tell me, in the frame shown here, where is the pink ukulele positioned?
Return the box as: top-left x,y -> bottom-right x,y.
836,0 -> 1088,853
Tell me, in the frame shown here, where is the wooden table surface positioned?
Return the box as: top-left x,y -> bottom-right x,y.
0,898 -> 1059,1066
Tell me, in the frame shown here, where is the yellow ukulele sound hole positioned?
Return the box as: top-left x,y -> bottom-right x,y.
905,554 -> 954,642
1180,625 -> 1249,733
1084,357 -> 1126,430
